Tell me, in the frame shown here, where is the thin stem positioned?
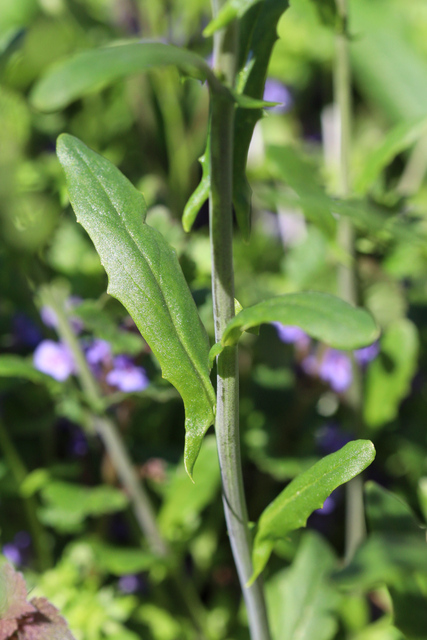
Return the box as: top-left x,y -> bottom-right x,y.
0,419 -> 52,571
42,284 -> 211,638
334,0 -> 366,563
209,10 -> 271,640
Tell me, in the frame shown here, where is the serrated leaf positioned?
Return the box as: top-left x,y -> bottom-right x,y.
266,533 -> 338,640
364,319 -> 418,428
219,291 -> 379,351
22,598 -> 76,640
0,564 -> 35,620
31,42 -> 219,112
251,440 -> 375,582
57,134 -> 215,477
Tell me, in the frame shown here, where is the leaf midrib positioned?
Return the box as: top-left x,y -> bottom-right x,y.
73,144 -> 214,409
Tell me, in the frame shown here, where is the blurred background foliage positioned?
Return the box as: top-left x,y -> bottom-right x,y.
1,0 -> 427,638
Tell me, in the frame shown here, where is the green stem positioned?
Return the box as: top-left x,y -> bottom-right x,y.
334,0 -> 366,563
41,284 -> 211,639
209,11 -> 271,640
0,419 -> 52,571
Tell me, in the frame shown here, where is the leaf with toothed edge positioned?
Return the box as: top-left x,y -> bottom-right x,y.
56,134 -> 216,478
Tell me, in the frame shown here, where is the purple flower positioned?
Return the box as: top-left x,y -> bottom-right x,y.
12,313 -> 42,348
14,531 -> 31,549
316,423 -> 352,454
86,339 -> 112,366
263,79 -> 292,114
40,297 -> 83,334
273,323 -> 310,350
315,495 -> 336,515
319,349 -> 353,393
118,574 -> 140,594
354,341 -> 380,367
33,340 -> 75,381
106,356 -> 149,392
2,543 -> 23,565
301,353 -> 319,376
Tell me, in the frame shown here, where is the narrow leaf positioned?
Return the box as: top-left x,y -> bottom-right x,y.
266,533 -> 338,640
355,117 -> 427,194
251,440 -> 376,581
57,134 -> 216,477
221,291 -> 379,350
364,319 -> 418,428
203,0 -> 263,37
0,355 -> 56,385
31,42 -> 220,112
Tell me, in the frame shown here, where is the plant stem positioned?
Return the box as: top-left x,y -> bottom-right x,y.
41,284 -> 211,639
209,10 -> 271,640
0,419 -> 52,571
334,0 -> 366,563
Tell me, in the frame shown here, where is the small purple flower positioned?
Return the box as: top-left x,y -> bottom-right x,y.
301,353 -> 319,376
12,313 -> 42,348
316,423 -> 352,455
319,349 -> 353,393
106,356 -> 149,393
354,341 -> 380,367
2,543 -> 23,565
33,340 -> 75,381
71,429 -> 88,457
40,297 -> 83,334
118,574 -> 140,594
263,79 -> 292,114
315,495 -> 336,515
14,531 -> 31,549
273,323 -> 310,350
86,339 -> 112,366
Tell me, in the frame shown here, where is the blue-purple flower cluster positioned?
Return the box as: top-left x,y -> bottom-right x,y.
273,322 -> 380,393
32,300 -> 149,393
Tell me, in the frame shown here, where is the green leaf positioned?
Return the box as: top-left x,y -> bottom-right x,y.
232,0 -> 290,239
364,319 -> 418,429
57,134 -> 216,478
182,143 -> 210,233
31,42 -> 219,112
39,481 -> 129,533
266,532 -> 338,640
266,145 -> 337,236
365,481 -> 422,536
87,539 -> 159,575
220,291 -> 379,350
251,440 -> 375,582
203,0 -> 263,36
159,435 -> 221,540
351,0 -> 427,123
355,117 -> 427,194
0,355 -> 58,386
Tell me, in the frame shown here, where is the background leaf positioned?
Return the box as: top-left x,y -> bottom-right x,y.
57,134 -> 216,477
364,319 -> 419,428
266,532 -> 339,640
251,440 -> 376,581
31,42 -> 217,112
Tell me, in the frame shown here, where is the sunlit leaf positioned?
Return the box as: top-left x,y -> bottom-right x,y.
250,440 -> 375,582
217,291 -> 379,354
57,134 -> 216,477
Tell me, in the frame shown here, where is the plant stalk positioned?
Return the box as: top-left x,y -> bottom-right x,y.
42,284 -> 211,639
209,9 -> 271,640
334,0 -> 366,563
